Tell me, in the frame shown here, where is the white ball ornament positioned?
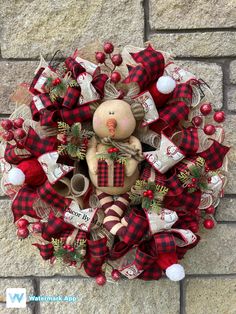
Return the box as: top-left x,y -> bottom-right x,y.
156,76 -> 176,94
8,168 -> 25,186
165,264 -> 185,281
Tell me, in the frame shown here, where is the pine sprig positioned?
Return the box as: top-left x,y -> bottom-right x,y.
58,121 -> 71,134
57,121 -> 93,160
52,238 -> 87,265
130,180 -> 168,213
177,157 -> 211,193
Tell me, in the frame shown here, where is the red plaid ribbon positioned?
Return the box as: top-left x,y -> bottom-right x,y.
62,87 -> 80,109
141,163 -> 184,197
4,143 -> 31,165
24,127 -> 58,157
84,237 -> 109,277
41,212 -> 74,241
123,45 -> 165,91
30,93 -> 92,127
178,128 -> 199,156
173,210 -> 200,233
12,186 -> 40,222
199,139 -> 230,170
97,160 -> 125,187
123,208 -> 148,245
165,189 -> 202,212
37,181 -> 71,214
32,243 -> 54,260
153,232 -> 176,254
65,57 -> 86,78
156,83 -> 192,129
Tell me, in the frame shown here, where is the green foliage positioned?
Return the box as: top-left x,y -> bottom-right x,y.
58,121 -> 71,134
52,238 -> 86,264
71,123 -> 81,138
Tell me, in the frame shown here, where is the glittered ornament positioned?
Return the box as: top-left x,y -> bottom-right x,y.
192,116 -> 203,127
214,111 -> 225,123
205,206 -> 215,215
96,274 -> 107,286
200,103 -> 212,116
204,124 -> 216,135
203,219 -> 215,229
17,228 -> 29,239
111,269 -> 121,281
16,219 -> 29,228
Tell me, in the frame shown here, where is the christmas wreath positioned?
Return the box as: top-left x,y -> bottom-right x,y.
0,41 -> 230,285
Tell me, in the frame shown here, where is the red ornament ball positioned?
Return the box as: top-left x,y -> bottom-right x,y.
1,119 -> 13,131
214,111 -> 225,123
16,218 -> 29,228
95,51 -> 106,64
2,130 -> 14,141
200,103 -> 212,116
32,222 -> 43,233
96,274 -> 107,286
16,140 -> 25,149
17,227 -> 29,239
111,269 -> 121,281
103,42 -> 114,54
192,116 -> 203,127
204,124 -> 216,135
110,71 -> 121,83
52,78 -> 61,86
203,219 -> 215,229
191,223 -> 199,233
14,128 -> 26,140
13,118 -> 24,129
111,54 -> 123,66
205,206 -> 215,215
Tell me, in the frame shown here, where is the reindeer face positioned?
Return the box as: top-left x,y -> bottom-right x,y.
92,100 -> 136,139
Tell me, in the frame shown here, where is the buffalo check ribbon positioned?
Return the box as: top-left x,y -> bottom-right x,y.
83,237 -> 109,277
32,243 -> 54,260
24,127 -> 58,158
123,45 -> 165,91
30,92 -> 93,127
37,180 -> 71,214
97,159 -> 125,187
199,139 -> 230,170
4,143 -> 32,165
12,185 -> 41,222
41,211 -> 74,241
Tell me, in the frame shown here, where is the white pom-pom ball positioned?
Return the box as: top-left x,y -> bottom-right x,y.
166,264 -> 185,281
8,168 -> 25,186
156,76 -> 176,94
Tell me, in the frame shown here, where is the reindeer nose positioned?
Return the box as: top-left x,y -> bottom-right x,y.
106,118 -> 117,137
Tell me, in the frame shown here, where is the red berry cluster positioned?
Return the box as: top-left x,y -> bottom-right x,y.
107,147 -> 119,154
143,189 -> 154,200
187,177 -> 198,189
52,77 -> 62,86
0,118 -> 26,147
16,219 -> 42,239
191,103 -> 225,136
95,42 -> 123,84
62,244 -> 75,252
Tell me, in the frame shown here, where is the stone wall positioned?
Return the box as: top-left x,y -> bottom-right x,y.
0,1 -> 236,313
